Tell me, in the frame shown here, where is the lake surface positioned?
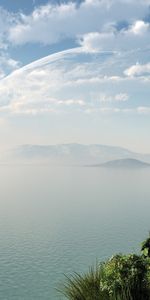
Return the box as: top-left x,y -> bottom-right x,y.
0,166 -> 150,299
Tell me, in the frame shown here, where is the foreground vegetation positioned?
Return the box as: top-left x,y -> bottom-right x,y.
60,237 -> 150,299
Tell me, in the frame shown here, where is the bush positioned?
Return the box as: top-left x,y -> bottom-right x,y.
60,237 -> 150,300
141,237 -> 150,258
101,254 -> 149,300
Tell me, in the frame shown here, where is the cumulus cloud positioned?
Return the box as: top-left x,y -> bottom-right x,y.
124,62 -> 150,77
79,19 -> 150,52
0,0 -> 149,55
0,0 -> 149,60
7,0 -> 150,48
129,20 -> 150,35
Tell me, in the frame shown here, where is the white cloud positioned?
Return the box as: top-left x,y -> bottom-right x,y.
0,0 -> 149,54
98,93 -> 129,102
79,19 -> 150,52
7,0 -> 150,47
129,20 -> 150,35
0,48 -> 149,116
79,32 -> 115,53
114,93 -> 129,102
57,99 -> 85,106
5,98 -> 85,115
124,62 -> 150,77
0,49 -> 88,115
0,0 -> 149,62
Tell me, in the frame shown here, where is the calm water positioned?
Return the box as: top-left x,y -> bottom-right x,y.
0,166 -> 150,299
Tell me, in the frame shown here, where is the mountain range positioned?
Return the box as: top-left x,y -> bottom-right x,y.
2,143 -> 150,166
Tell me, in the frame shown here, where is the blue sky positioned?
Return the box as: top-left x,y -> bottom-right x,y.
0,0 -> 57,13
0,0 -> 150,152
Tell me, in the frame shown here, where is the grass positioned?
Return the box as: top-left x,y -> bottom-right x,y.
60,265 -> 110,300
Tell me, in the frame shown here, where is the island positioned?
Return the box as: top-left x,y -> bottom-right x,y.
90,158 -> 150,169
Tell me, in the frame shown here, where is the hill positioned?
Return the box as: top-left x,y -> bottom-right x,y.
94,158 -> 150,169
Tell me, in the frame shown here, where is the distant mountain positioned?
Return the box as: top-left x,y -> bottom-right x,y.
93,158 -> 150,169
1,144 -> 150,165
10,143 -> 137,165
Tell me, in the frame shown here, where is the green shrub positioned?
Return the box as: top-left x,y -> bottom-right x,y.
101,254 -> 149,300
141,237 -> 150,258
60,237 -> 150,300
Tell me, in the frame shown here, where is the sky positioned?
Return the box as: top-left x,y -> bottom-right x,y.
0,0 -> 150,153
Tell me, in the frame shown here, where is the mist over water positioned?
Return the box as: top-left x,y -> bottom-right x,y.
0,166 -> 150,299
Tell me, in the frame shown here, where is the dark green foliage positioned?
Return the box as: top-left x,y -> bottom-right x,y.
60,237 -> 150,300
141,237 -> 150,258
101,254 -> 149,300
